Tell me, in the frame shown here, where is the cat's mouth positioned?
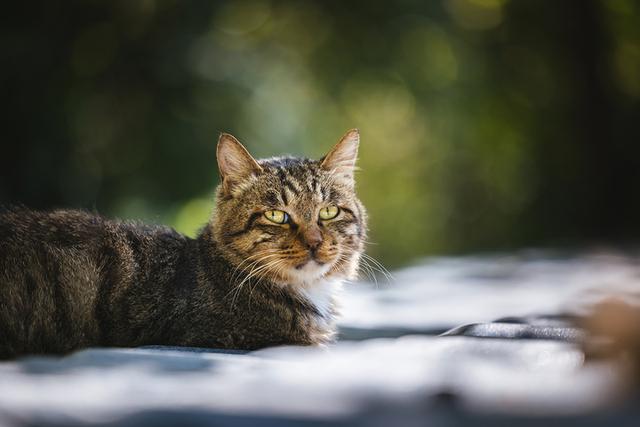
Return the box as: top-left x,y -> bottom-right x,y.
295,259 -> 326,270
285,257 -> 334,285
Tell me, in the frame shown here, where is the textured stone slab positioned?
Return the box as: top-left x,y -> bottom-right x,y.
1,251 -> 639,426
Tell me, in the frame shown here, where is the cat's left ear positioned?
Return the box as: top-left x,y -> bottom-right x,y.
217,133 -> 263,195
321,129 -> 360,184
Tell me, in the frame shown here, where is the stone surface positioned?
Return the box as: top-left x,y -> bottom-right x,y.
1,250 -> 639,426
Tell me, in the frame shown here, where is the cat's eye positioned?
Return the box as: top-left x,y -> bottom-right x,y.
319,205 -> 340,220
264,210 -> 289,224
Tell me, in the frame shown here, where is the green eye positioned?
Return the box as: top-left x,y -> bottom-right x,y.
264,210 -> 289,224
319,205 -> 340,220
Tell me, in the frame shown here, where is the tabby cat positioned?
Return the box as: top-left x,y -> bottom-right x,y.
0,129 -> 367,359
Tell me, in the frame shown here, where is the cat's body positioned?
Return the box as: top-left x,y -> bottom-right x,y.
0,208 -> 333,358
0,130 -> 366,359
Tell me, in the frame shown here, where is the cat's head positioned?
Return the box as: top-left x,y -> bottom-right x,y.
211,129 -> 367,287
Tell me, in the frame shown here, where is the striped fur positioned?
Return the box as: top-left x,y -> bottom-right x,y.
0,130 -> 367,358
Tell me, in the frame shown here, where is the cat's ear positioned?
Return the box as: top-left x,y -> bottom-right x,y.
320,129 -> 359,183
217,133 -> 263,195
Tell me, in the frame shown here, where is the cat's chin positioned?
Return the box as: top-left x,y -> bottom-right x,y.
280,260 -> 335,287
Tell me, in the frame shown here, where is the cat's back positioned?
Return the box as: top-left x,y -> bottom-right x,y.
0,206 -> 109,248
0,206 -> 184,250
0,206 -> 187,358
0,207 -> 106,357
0,206 -> 190,289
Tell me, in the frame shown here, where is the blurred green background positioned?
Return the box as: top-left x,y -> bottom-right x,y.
2,0 -> 639,268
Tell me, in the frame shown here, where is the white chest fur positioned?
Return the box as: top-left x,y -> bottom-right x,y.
297,278 -> 343,325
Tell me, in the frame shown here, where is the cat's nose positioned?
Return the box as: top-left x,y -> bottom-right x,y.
302,227 -> 323,251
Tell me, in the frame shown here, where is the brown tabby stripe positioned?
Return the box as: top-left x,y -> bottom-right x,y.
226,212 -> 263,238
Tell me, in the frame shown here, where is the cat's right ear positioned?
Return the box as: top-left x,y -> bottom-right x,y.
217,133 -> 263,195
320,129 -> 360,185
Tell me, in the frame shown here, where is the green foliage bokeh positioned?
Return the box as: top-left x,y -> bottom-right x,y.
2,0 -> 640,268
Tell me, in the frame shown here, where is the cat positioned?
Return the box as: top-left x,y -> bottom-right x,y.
0,129 -> 367,359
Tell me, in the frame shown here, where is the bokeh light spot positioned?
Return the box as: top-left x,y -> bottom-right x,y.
173,197 -> 212,238
216,0 -> 272,35
445,0 -> 505,30
614,42 -> 640,97
399,25 -> 458,89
